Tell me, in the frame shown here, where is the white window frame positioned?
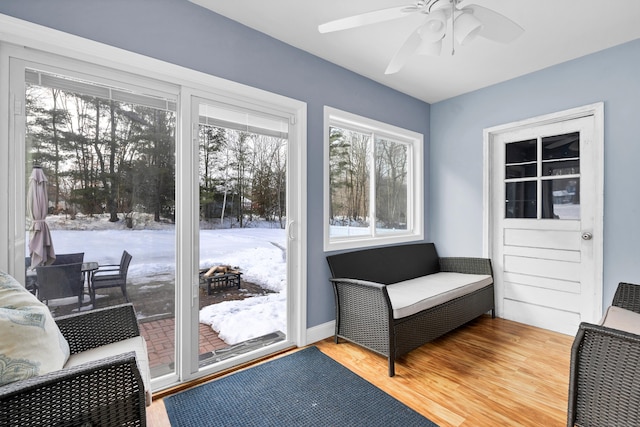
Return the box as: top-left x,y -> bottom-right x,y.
323,106 -> 423,252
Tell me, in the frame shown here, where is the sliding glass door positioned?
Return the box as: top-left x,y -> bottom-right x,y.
18,61 -> 179,380
5,38 -> 305,391
193,97 -> 290,370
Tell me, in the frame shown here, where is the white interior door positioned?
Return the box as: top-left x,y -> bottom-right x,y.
486,104 -> 603,335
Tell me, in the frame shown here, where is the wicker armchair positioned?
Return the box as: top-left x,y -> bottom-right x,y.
0,303 -> 148,427
567,282 -> 640,427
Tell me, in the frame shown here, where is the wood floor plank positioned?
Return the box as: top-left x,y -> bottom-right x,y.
146,315 -> 574,426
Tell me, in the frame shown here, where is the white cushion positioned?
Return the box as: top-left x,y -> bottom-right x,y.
0,270 -> 70,385
386,272 -> 493,319
599,305 -> 640,335
64,336 -> 152,406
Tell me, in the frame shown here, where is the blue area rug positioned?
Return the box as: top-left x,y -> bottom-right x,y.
164,346 -> 438,427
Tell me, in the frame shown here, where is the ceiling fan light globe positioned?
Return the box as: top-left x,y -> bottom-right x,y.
425,9 -> 446,33
418,15 -> 446,42
454,11 -> 483,45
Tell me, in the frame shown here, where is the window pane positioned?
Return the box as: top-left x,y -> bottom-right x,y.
198,101 -> 288,368
542,178 -> 580,220
24,69 -> 177,380
328,126 -> 371,238
374,138 -> 408,233
506,163 -> 537,179
542,132 -> 579,160
543,159 -> 580,176
506,139 -> 537,163
505,181 -> 537,218
506,139 -> 537,178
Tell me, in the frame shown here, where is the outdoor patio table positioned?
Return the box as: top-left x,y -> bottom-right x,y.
82,261 -> 99,297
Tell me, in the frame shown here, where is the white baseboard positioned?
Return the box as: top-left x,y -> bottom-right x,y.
304,320 -> 335,345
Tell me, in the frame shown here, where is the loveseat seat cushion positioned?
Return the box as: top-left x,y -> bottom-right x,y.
64,335 -> 152,405
386,272 -> 493,319
0,270 -> 70,386
599,305 -> 640,335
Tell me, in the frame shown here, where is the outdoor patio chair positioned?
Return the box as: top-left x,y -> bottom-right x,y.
91,250 -> 132,306
51,252 -> 84,266
34,262 -> 84,310
27,252 -> 85,295
567,282 -> 640,427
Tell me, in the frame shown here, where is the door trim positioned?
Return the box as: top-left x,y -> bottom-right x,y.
483,103 -> 604,323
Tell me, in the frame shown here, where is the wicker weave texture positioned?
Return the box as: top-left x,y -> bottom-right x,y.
394,285 -> 494,357
0,304 -> 147,426
439,257 -> 493,275
612,282 -> 640,313
56,303 -> 140,354
568,323 -> 640,427
332,278 -> 391,357
568,282 -> 640,427
0,354 -> 145,427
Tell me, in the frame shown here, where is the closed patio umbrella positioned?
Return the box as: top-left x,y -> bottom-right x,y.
27,166 -> 56,268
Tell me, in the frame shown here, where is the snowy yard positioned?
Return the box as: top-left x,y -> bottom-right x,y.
35,213 -> 287,345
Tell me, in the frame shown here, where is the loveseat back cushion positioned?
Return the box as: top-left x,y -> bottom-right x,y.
327,243 -> 440,285
0,270 -> 70,385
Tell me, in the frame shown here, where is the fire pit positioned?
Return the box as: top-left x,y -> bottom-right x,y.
200,265 -> 242,295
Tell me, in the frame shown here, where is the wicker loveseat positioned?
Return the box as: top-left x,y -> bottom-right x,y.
0,303 -> 150,427
326,242 -> 494,376
567,282 -> 640,427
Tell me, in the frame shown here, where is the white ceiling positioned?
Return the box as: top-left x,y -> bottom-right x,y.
190,0 -> 640,104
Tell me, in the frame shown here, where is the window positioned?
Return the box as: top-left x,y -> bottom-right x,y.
324,107 -> 423,251
505,132 -> 580,220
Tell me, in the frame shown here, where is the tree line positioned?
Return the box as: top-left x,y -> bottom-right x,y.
26,85 -> 287,228
329,127 -> 408,230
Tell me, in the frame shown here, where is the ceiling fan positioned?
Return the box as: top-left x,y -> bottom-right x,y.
318,0 -> 524,74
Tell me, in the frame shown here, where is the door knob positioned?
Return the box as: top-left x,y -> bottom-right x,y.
581,232 -> 593,241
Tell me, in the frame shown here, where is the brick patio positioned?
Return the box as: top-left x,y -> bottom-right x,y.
139,317 -> 227,369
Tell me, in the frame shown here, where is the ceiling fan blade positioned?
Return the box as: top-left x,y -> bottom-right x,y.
385,28 -> 422,75
465,4 -> 524,44
318,6 -> 411,33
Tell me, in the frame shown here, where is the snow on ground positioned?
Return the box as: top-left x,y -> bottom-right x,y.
37,213 -> 286,345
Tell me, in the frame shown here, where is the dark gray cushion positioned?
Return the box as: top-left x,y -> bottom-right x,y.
326,243 -> 440,285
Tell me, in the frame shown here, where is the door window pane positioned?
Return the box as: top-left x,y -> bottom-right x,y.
505,181 -> 537,218
543,159 -> 580,176
542,178 -> 580,220
506,139 -> 537,178
542,132 -> 579,160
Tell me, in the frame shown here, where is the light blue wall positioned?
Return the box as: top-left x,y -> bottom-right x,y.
0,0 -> 430,328
430,38 -> 640,308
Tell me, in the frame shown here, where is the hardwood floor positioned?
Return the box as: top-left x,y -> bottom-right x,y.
146,315 -> 574,426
